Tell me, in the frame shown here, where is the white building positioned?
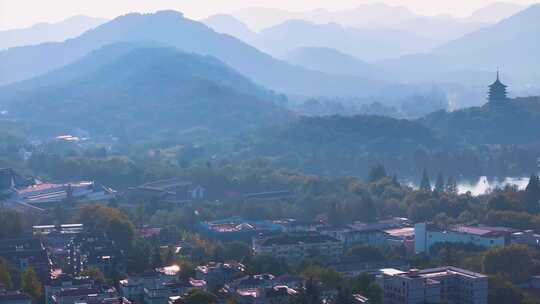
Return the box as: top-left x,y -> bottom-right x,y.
414,223 -> 512,253
379,267 -> 488,304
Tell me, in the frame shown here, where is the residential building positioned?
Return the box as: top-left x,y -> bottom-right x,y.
414,223 -> 513,253
195,262 -> 246,289
234,285 -> 297,304
379,267 -> 488,304
252,232 -> 343,262
318,226 -> 387,248
318,218 -> 412,249
512,230 -> 540,248
0,238 -> 52,283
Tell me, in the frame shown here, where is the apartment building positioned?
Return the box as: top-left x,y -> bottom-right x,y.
379,266 -> 488,304
252,232 -> 343,262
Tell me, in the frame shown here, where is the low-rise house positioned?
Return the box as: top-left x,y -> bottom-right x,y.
415,223 -> 514,253
143,279 -> 206,304
44,274 -> 95,304
252,232 -> 343,262
51,286 -> 117,304
119,268 -> 179,302
378,266 -> 488,304
195,262 -> 246,290
328,257 -> 409,278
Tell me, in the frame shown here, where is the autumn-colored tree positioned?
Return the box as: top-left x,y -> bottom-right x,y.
0,261 -> 13,288
21,267 -> 42,303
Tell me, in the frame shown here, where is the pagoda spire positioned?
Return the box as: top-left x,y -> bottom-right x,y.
488,70 -> 508,104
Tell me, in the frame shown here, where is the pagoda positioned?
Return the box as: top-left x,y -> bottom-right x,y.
488,71 -> 508,104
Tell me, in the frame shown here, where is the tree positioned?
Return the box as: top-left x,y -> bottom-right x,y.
351,273 -> 382,304
79,205 -> 135,250
21,267 -> 42,303
345,245 -> 385,262
175,289 -> 217,304
0,261 -> 13,289
80,267 -> 105,284
488,276 -> 524,304
368,165 -> 387,183
419,169 -> 431,191
0,209 -> 24,239
292,277 -> 321,304
482,245 -> 534,283
335,286 -> 354,304
445,176 -> 458,195
223,241 -> 252,262
434,172 -> 445,193
525,174 -> 540,212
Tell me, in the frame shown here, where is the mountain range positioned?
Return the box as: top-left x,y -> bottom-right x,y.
0,45 -> 291,139
0,10 -> 385,97
0,15 -> 107,50
377,4 -> 540,85
227,3 -> 524,40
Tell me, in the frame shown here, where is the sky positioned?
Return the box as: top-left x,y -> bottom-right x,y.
1,0 -> 539,30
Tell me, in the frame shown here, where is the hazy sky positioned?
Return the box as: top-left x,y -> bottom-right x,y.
1,0 -> 539,30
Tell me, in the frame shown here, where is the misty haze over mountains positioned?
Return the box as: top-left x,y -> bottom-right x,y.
1,1 -> 540,114
0,15 -> 107,50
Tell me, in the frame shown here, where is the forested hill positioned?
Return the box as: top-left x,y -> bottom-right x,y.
0,46 -> 291,140
241,115 -> 442,176
237,102 -> 540,178
420,99 -> 540,145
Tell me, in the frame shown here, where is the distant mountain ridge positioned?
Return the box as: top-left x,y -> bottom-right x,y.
282,47 -> 382,79
376,4 -> 540,88
227,2 -> 525,44
0,15 -> 107,50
